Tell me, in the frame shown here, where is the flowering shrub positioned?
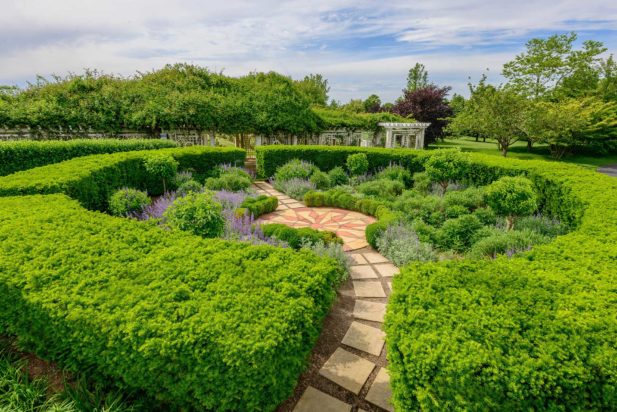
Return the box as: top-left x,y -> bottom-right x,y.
134,192 -> 177,220
273,178 -> 315,200
274,159 -> 315,182
376,222 -> 437,266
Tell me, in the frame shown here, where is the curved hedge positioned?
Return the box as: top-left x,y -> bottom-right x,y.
0,138 -> 177,176
257,145 -> 617,410
0,146 -> 341,411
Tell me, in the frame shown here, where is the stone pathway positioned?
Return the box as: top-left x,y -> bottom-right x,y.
598,164 -> 617,178
253,182 -> 397,412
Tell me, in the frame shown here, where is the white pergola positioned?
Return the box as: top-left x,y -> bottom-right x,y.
379,122 -> 431,149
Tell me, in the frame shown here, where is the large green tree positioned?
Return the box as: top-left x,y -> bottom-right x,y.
294,73 -> 330,106
406,63 -> 430,91
502,32 -> 606,99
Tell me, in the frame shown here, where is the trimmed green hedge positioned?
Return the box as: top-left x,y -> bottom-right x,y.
0,146 -> 245,211
0,147 -> 341,411
0,138 -> 177,176
237,195 -> 278,218
256,145 -> 434,179
259,145 -> 617,410
260,223 -> 342,249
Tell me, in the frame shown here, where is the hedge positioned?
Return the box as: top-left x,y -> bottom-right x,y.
259,145 -> 617,410
0,138 -> 177,176
0,146 -> 245,211
260,223 -> 342,249
237,195 -> 278,218
0,147 -> 341,411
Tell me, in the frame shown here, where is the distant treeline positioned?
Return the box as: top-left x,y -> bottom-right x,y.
0,64 -> 409,138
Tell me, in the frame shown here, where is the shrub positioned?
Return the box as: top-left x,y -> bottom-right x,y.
260,223 -> 342,249
467,228 -> 550,259
485,176 -> 538,229
274,159 -> 315,182
108,188 -> 151,217
357,179 -> 405,200
435,214 -> 483,252
143,154 -> 179,193
164,192 -> 225,238
514,214 -> 566,237
346,153 -> 369,176
309,170 -> 331,190
173,170 -> 194,187
273,178 -> 315,200
327,166 -> 349,186
176,179 -> 203,196
376,222 -> 437,266
238,195 -> 278,218
411,172 -> 432,194
393,191 -> 445,225
0,194 -> 339,411
444,187 -> 486,210
376,164 -> 413,187
300,240 -> 350,284
205,174 -> 251,192
444,204 -> 469,219
0,138 -> 177,177
472,207 -> 498,226
424,150 -> 470,193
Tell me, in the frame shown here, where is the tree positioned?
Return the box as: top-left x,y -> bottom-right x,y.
485,177 -> 538,230
407,63 -> 429,91
363,94 -> 382,113
448,81 -> 529,156
340,99 -> 365,113
424,151 -> 470,194
294,73 -> 330,106
393,85 -> 453,146
502,32 -> 606,99
598,55 -> 617,101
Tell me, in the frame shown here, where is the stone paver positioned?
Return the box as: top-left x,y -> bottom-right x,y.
350,265 -> 378,279
362,252 -> 389,264
319,348 -> 376,395
349,254 -> 368,265
365,368 -> 394,412
353,300 -> 387,323
374,263 -> 399,277
294,387 -> 351,412
342,321 -> 385,356
353,281 -> 386,298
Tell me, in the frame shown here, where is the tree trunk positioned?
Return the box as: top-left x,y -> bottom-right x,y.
506,215 -> 515,230
527,139 -> 533,152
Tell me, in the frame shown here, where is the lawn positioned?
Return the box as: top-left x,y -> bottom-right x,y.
431,136 -> 617,169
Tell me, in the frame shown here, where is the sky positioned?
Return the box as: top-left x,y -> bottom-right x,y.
1,0 -> 616,103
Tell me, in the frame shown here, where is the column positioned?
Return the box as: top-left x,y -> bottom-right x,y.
255,135 -> 262,146
293,135 -> 298,145
385,128 -> 393,148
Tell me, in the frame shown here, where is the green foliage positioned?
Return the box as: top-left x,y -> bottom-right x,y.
0,194 -> 339,411
376,222 -> 437,266
346,153 -> 369,176
239,195 -> 278,218
164,191 -> 225,238
274,159 -> 315,182
327,166 -> 348,186
309,170 -> 331,190
356,179 -> 404,200
143,153 -> 178,192
376,164 -> 413,187
0,139 -> 177,177
176,179 -> 203,196
424,150 -> 470,192
513,215 -> 566,238
485,176 -> 538,229
293,74 -> 329,106
311,107 -> 413,132
407,63 -> 430,91
274,178 -> 315,200
260,223 -> 342,249
435,214 -> 483,252
443,186 -> 486,210
412,171 -> 432,194
0,146 -> 245,210
205,174 -> 251,192
472,207 -> 498,226
467,228 -> 550,259
108,188 -> 151,216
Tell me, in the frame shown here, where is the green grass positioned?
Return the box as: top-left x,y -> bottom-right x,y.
431,137 -> 617,169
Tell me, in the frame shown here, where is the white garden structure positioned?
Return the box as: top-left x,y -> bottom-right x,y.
254,121 -> 430,149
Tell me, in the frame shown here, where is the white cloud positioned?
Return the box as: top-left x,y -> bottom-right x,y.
0,0 -> 615,101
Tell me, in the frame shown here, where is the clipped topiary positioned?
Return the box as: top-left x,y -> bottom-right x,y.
143,153 -> 179,192
346,153 -> 369,176
327,166 -> 349,186
485,176 -> 538,230
424,151 -> 469,194
310,170 -> 331,190
109,188 -> 151,217
164,191 -> 225,238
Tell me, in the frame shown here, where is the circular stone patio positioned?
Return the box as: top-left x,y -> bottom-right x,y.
257,207 -> 375,251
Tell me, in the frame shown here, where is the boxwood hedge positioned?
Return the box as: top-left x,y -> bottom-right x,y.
257,145 -> 617,410
0,138 -> 177,176
0,147 -> 341,411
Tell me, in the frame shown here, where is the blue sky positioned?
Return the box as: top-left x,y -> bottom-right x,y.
1,0 -> 616,103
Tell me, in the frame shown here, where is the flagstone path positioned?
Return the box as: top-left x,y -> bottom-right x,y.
254,182 -> 397,412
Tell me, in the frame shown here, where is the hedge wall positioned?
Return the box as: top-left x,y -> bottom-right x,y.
257,145 -> 617,410
0,147 -> 341,411
0,146 -> 245,210
0,138 -> 178,176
